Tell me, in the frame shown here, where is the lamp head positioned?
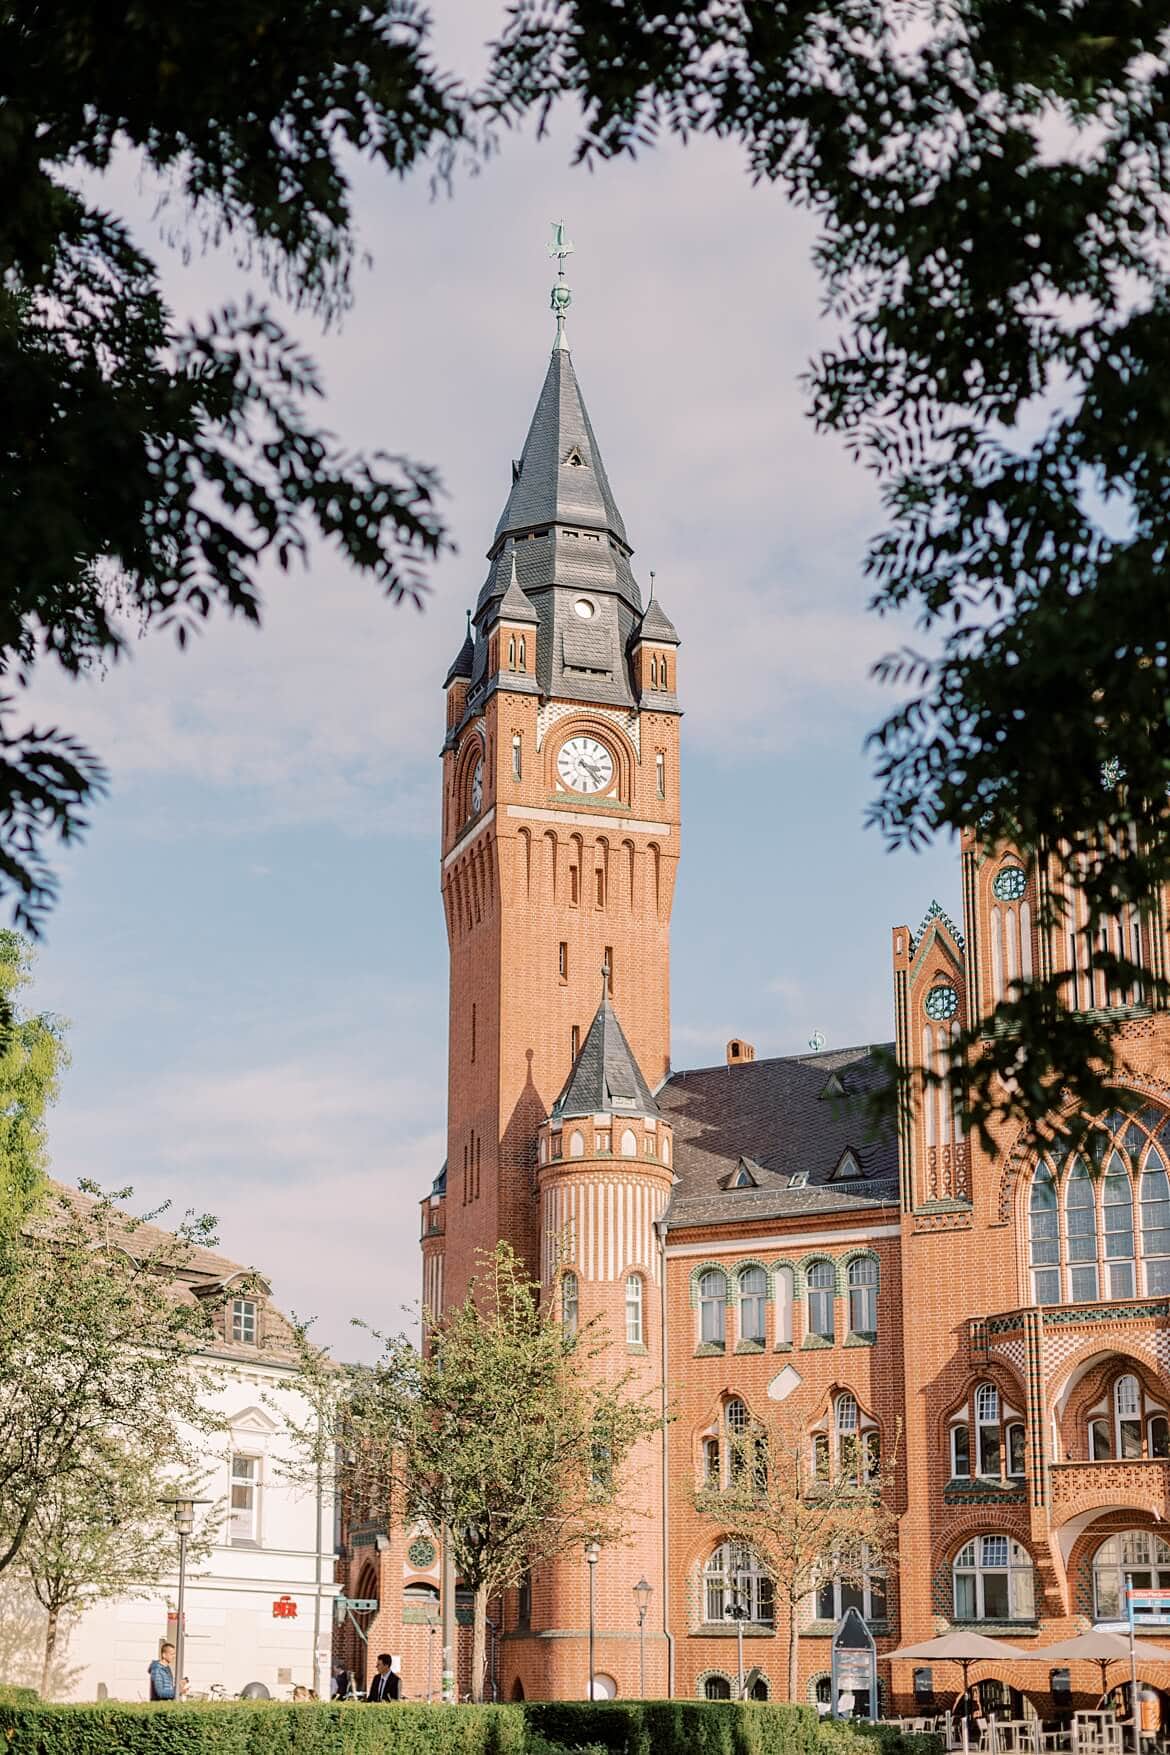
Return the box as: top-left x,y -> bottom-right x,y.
634,1576 -> 652,1610
584,1538 -> 601,1566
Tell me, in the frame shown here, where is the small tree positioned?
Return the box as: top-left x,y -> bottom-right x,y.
695,1405 -> 899,1702
0,930 -> 67,1231
0,1183 -> 220,1576
20,1437 -> 207,1698
297,1242 -> 660,1702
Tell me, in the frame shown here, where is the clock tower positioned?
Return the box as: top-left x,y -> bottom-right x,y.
437,238 -> 683,1314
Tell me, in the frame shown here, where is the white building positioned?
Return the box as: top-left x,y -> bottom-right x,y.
4,1200 -> 337,1702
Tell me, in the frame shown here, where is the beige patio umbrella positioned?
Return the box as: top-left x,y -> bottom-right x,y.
1032,1630 -> 1170,1702
887,1631 -> 1037,1752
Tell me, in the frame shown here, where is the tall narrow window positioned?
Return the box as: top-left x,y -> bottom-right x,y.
699,1270 -> 727,1347
512,733 -> 522,780
230,1454 -> 260,1544
1142,1148 -> 1170,1293
570,1025 -> 580,1060
702,1436 -> 721,1484
1066,1158 -> 1098,1300
519,636 -> 526,670
558,942 -> 568,980
604,949 -> 614,995
562,1272 -> 579,1341
1007,1423 -> 1027,1478
595,867 -> 605,908
651,656 -> 658,688
1116,1374 -> 1143,1458
1103,1155 -> 1136,1298
726,1397 -> 750,1482
655,751 -> 666,798
951,1423 -> 971,1478
847,1257 -> 878,1337
976,1383 -> 1001,1476
507,635 -> 516,669
470,1003 -> 477,1063
569,864 -> 580,906
806,1261 -> 835,1341
738,1267 -> 767,1345
625,1275 -> 644,1346
1030,1162 -> 1060,1304
774,1265 -> 794,1347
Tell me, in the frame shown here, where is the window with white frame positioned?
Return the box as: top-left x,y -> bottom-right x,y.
625,1274 -> 644,1347
847,1258 -> 878,1337
952,1535 -> 1034,1621
806,1261 -> 835,1341
774,1265 -> 794,1347
949,1382 -> 1026,1481
1092,1530 -> 1170,1622
738,1266 -> 767,1345
976,1383 -> 1002,1476
815,1545 -> 887,1624
562,1271 -> 579,1341
230,1453 -> 260,1544
231,1297 -> 257,1344
1087,1372 -> 1169,1461
699,1269 -> 727,1348
702,1542 -> 774,1625
1027,1108 -> 1170,1304
810,1392 -> 880,1486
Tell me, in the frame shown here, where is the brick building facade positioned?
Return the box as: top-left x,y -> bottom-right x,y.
337,279 -> 1170,1716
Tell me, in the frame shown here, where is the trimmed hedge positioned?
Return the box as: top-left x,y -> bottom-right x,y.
0,1700 -> 526,1755
0,1698 -> 946,1755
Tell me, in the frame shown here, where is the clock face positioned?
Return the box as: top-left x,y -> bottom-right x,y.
557,736 -> 614,796
470,759 -> 483,815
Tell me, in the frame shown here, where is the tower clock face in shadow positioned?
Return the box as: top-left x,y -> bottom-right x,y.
557,736 -> 614,796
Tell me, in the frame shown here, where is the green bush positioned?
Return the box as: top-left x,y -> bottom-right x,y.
0,1685 -> 38,1705
523,1700 -> 824,1755
838,1725 -> 945,1755
0,1699 -> 526,1755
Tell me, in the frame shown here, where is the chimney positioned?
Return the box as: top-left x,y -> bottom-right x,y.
726,1038 -> 755,1067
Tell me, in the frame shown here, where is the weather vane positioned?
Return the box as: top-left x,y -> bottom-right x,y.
808,1031 -> 826,1053
548,219 -> 574,346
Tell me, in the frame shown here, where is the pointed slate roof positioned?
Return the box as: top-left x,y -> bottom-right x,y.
551,993 -> 660,1121
494,345 -> 628,547
636,597 -> 680,645
443,621 -> 474,688
490,549 -> 539,626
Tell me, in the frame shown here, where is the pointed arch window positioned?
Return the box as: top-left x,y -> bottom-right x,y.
650,656 -> 658,689
1029,1161 -> 1060,1305
512,733 -> 522,780
519,636 -> 526,670
508,636 -> 516,670
698,1270 -> 727,1348
1103,1154 -> 1136,1298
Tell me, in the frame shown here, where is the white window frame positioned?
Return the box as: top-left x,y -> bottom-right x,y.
952,1535 -> 1034,1622
231,1297 -> 257,1344
229,1452 -> 261,1546
699,1270 -> 727,1347
625,1274 -> 644,1347
738,1266 -> 767,1345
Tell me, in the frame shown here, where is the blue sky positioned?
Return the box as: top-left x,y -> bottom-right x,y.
26,7 -> 956,1352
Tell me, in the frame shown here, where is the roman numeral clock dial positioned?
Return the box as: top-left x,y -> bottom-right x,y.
556,736 -> 614,796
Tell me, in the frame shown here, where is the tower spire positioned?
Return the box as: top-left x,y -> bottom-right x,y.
548,219 -> 574,351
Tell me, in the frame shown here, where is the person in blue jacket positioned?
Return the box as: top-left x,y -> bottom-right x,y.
148,1642 -> 176,1701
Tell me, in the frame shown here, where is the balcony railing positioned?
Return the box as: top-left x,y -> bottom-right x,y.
1049,1458 -> 1170,1521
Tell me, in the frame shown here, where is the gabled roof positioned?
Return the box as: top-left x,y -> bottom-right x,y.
443,623 -> 474,688
552,993 -> 660,1121
657,1044 -> 898,1228
493,345 -> 629,547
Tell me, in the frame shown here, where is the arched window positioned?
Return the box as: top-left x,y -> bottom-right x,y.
625,1274 -> 644,1347
806,1261 -> 835,1342
662,659 -> 669,690
569,1129 -> 585,1159
976,1383 -> 1001,1476
512,733 -> 522,780
508,636 -> 516,669
1007,1422 -> 1026,1478
662,1134 -> 671,1165
1142,1149 -> 1170,1293
836,1392 -> 859,1435
703,1675 -> 732,1700
815,1546 -> 887,1625
620,1128 -> 637,1158
1066,1158 -> 1098,1301
1116,1374 -> 1143,1458
562,1272 -> 579,1341
774,1265 -> 794,1347
699,1270 -> 727,1347
519,637 -> 526,670
738,1266 -> 767,1345
1030,1161 -> 1060,1304
1104,1155 -> 1136,1298
1092,1531 -> 1170,1622
651,656 -> 658,689
952,1535 -> 1034,1622
702,1435 -> 721,1484
847,1258 -> 878,1337
702,1543 -> 774,1625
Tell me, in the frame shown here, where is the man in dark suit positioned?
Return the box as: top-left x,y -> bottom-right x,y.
367,1654 -> 400,1702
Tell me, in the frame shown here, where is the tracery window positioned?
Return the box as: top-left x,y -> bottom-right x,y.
1027,1107 -> 1170,1305
1092,1531 -> 1170,1622
702,1542 -> 774,1625
1087,1372 -> 1169,1462
952,1535 -> 1035,1622
815,1545 -> 887,1625
810,1392 -> 880,1485
949,1381 -> 1026,1482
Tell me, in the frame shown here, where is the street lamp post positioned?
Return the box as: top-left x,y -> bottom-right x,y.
585,1538 -> 601,1700
725,1579 -> 748,1700
633,1577 -> 652,1699
158,1497 -> 210,1698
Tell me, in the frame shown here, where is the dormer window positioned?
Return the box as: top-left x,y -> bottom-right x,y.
833,1150 -> 862,1180
231,1298 -> 257,1345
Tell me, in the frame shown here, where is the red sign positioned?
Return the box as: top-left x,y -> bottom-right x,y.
272,1596 -> 298,1620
